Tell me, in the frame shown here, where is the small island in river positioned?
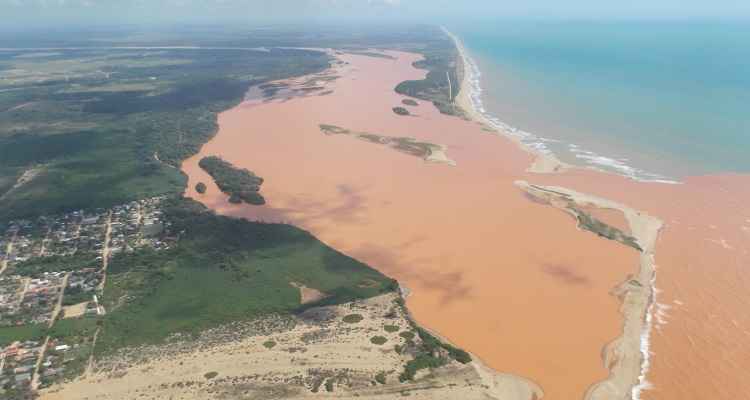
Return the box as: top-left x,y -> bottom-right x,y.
198,156 -> 266,205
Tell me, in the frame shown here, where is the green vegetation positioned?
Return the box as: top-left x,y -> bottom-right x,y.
342,51 -> 396,60
394,31 -> 464,117
0,324 -> 46,346
397,312 -> 471,381
0,46 -> 330,221
14,252 -> 98,278
575,210 -> 642,251
263,340 -> 277,349
399,331 -> 415,340
384,325 -> 400,333
94,199 -> 396,354
392,107 -> 410,116
370,336 -> 388,345
61,286 -> 93,306
319,124 -> 441,161
375,371 -> 387,385
400,353 -> 448,382
204,371 -> 219,380
198,156 -> 265,205
195,182 -> 207,194
0,318 -> 98,347
40,317 -> 98,386
416,328 -> 472,364
324,378 -> 334,392
47,317 -> 98,341
402,99 -> 419,107
342,314 -> 364,324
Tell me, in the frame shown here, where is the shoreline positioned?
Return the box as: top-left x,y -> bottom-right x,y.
441,27 -> 569,175
444,27 -> 661,399
180,46 -> 669,399
516,181 -> 661,400
440,27 -> 681,184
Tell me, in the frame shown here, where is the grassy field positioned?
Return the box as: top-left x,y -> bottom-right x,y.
95,199 -> 397,353
0,323 -> 47,346
14,252 -> 99,278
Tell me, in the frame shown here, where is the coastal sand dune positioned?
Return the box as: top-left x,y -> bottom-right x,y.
182,52 -> 646,399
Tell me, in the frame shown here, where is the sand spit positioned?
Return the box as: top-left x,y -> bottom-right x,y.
319,124 -> 456,166
41,294 -> 538,400
516,181 -> 662,400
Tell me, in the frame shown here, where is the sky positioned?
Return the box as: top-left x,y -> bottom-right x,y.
3,0 -> 750,28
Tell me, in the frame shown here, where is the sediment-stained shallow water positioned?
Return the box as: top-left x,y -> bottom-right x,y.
182,51 -> 750,399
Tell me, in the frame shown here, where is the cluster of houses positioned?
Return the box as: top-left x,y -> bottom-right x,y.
0,277 -> 25,325
109,196 -> 172,255
36,338 -> 86,390
0,197 -> 175,395
17,273 -> 66,326
1,210 -> 108,276
0,340 -> 43,393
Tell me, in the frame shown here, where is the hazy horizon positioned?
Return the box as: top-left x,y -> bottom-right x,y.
3,0 -> 750,30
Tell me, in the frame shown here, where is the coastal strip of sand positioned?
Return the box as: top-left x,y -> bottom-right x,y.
441,27 -> 569,175
516,181 -> 662,400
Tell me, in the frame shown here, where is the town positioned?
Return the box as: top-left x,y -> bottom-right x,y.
0,197 -> 174,396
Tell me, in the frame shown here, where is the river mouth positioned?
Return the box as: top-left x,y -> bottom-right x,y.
181,50 -> 750,400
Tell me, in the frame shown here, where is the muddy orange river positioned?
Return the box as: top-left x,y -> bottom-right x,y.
182,52 -> 750,399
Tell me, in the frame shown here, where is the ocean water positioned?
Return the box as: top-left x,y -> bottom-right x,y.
453,21 -> 750,181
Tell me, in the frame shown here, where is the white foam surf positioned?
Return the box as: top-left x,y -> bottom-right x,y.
460,41 -> 681,185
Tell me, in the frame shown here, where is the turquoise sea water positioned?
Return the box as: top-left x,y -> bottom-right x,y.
453,21 -> 750,181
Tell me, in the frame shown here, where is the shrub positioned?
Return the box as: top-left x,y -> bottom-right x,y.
370,336 -> 387,345
204,371 -> 218,380
384,325 -> 399,333
392,107 -> 410,116
263,340 -> 276,349
375,372 -> 387,385
399,331 -> 415,340
342,314 -> 364,324
195,182 -> 207,194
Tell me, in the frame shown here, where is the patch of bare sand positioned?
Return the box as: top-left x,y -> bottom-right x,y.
40,294 -> 538,400
61,301 -> 89,319
443,27 -> 569,176
290,282 -> 327,304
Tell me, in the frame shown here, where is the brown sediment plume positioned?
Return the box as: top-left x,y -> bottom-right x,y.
181,51 -> 647,399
